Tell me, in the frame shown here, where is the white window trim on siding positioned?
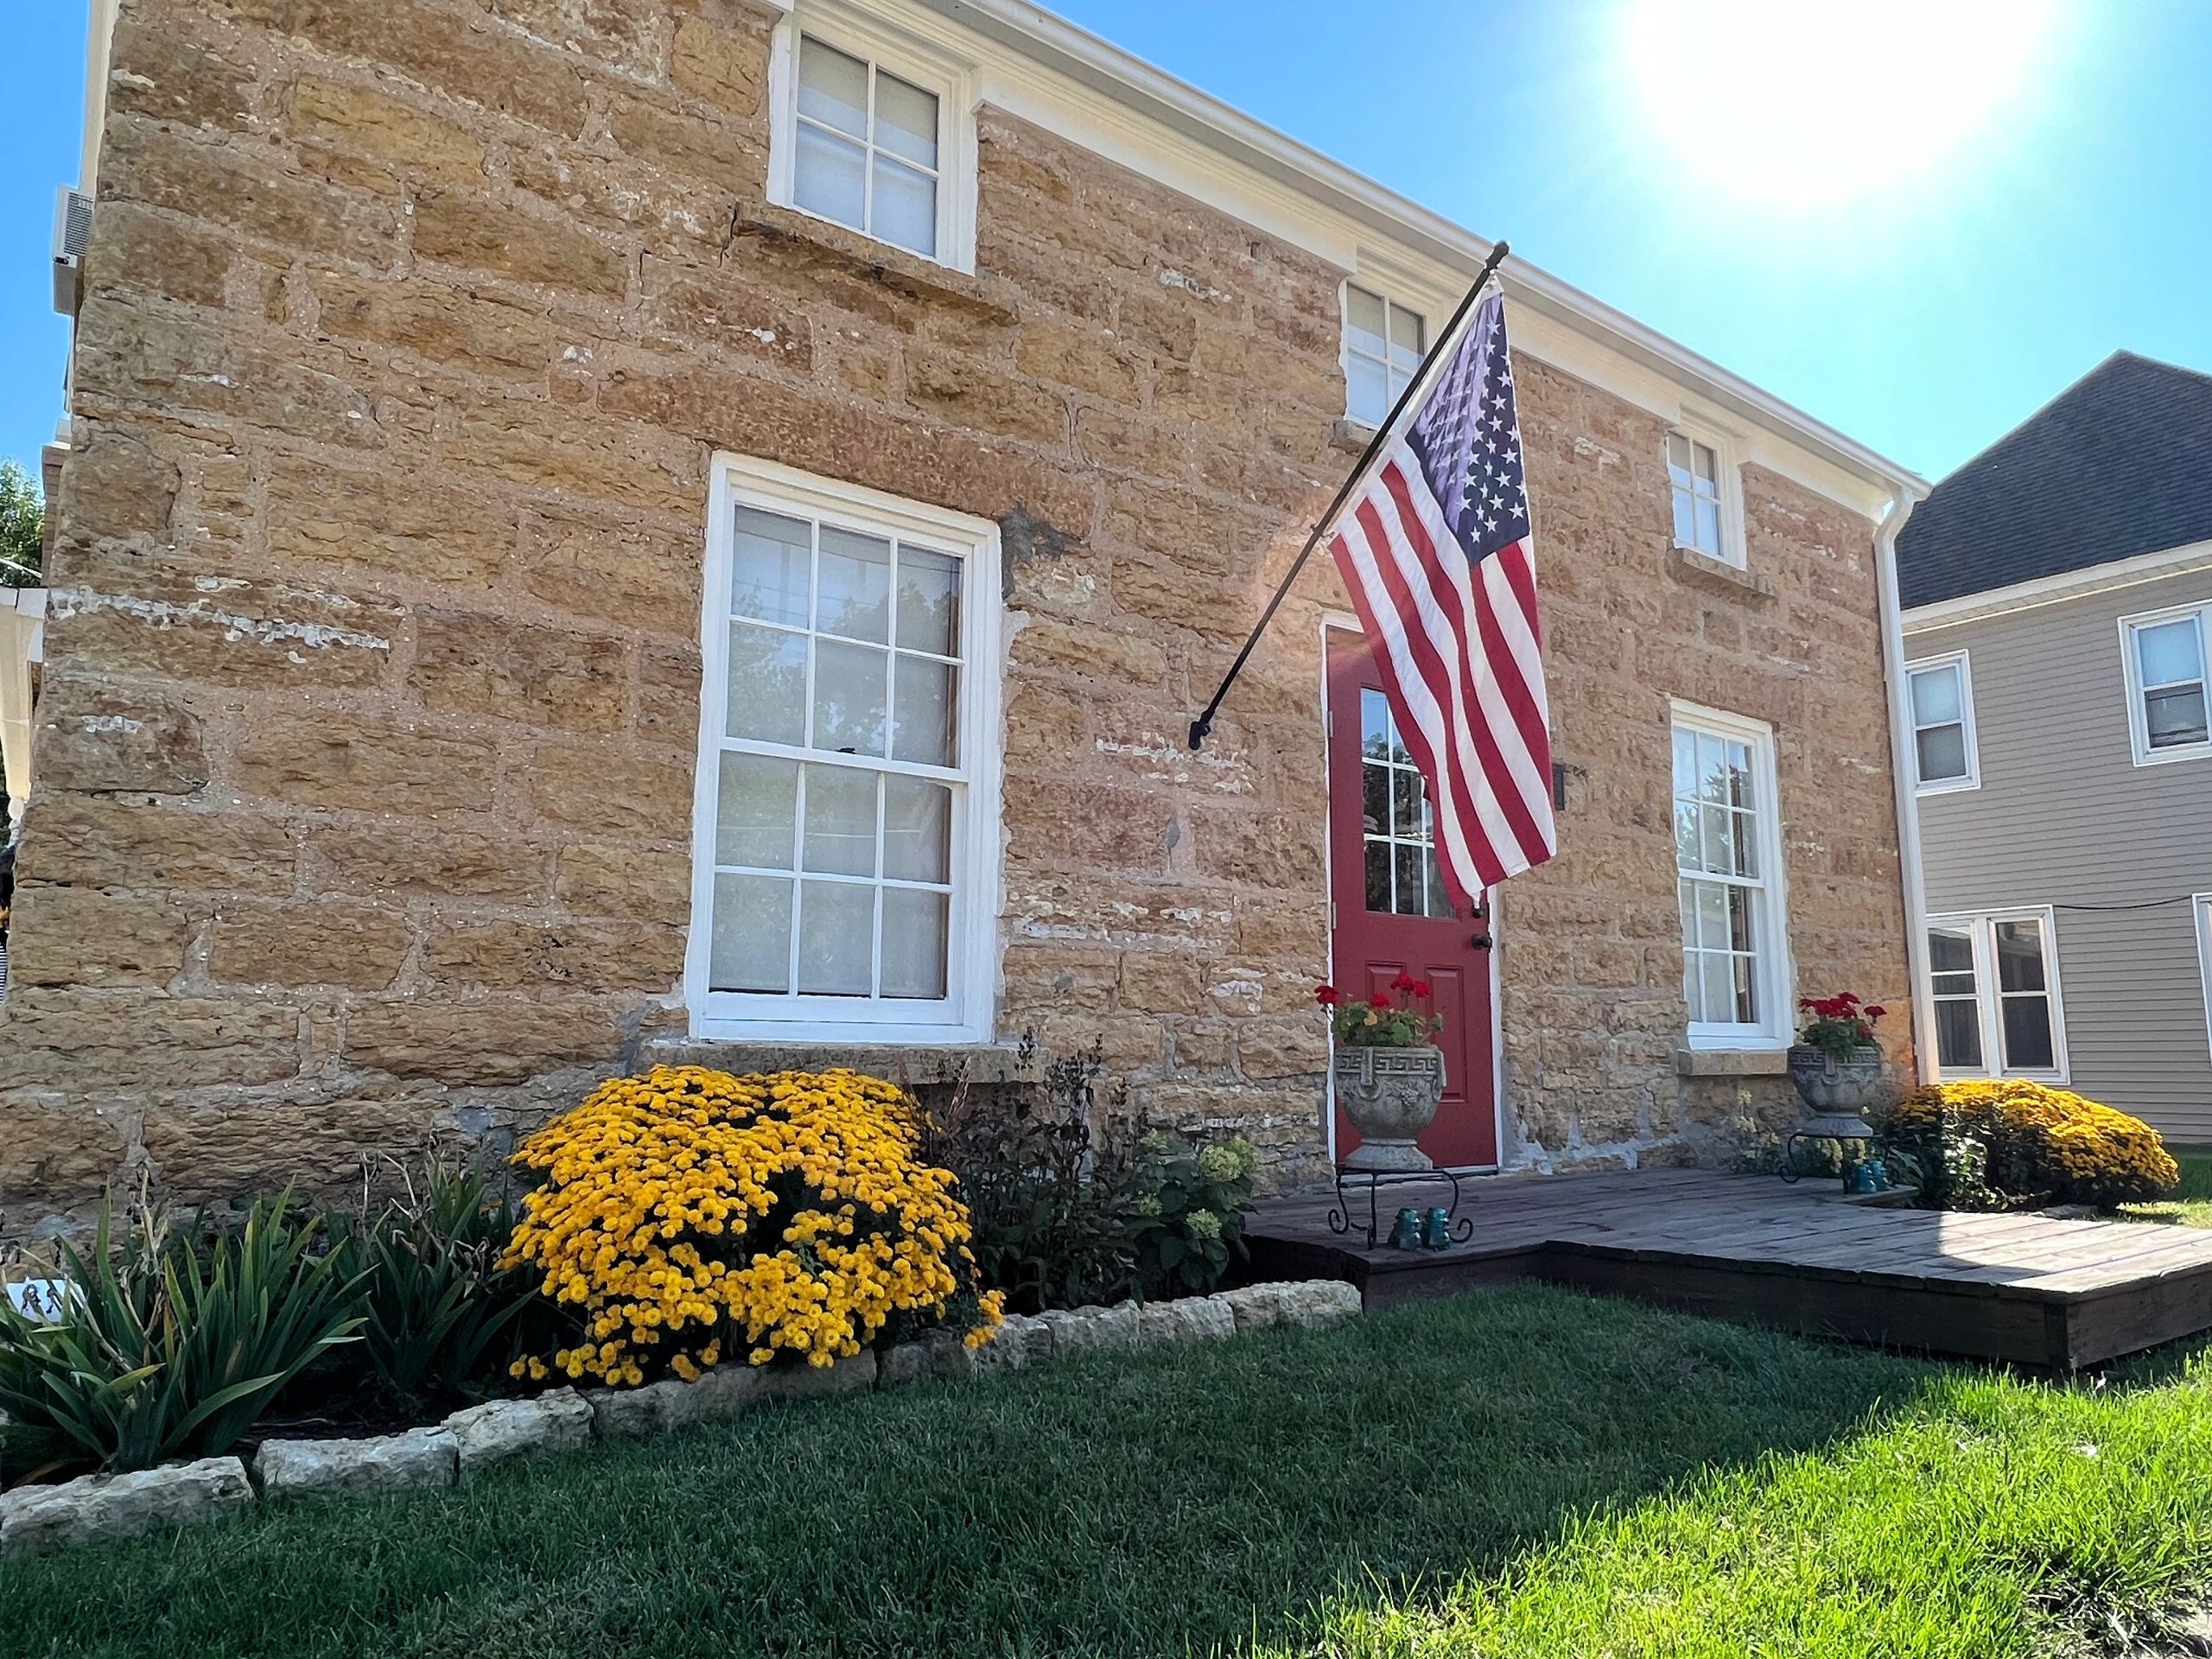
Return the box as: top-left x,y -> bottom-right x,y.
766,4 -> 981,273
2118,599 -> 2212,768
1904,650 -> 1980,795
1664,416 -> 1750,570
686,453 -> 1005,1045
2195,892 -> 2212,1065
1925,906 -> 2070,1085
1670,700 -> 1794,1051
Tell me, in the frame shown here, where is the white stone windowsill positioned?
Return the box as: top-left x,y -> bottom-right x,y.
1666,543 -> 1776,600
1675,1046 -> 1790,1078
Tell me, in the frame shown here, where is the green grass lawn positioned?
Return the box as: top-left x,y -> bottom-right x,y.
5,1286 -> 2212,1659
2122,1147 -> 2212,1229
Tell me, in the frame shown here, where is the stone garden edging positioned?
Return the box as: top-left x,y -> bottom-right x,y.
0,1279 -> 1361,1559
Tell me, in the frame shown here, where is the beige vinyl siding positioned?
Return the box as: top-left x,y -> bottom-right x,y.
1910,567 -> 2212,1144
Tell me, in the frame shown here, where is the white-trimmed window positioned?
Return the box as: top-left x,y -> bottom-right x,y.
1343,283 -> 1426,429
2120,601 -> 2210,766
1906,652 -> 1979,791
1666,427 -> 1744,567
1672,703 -> 1790,1046
2196,893 -> 2212,1063
769,17 -> 976,270
688,455 -> 1002,1043
1925,909 -> 2067,1082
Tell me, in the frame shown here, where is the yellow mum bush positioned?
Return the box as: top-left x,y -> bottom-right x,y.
1884,1079 -> 2179,1210
502,1066 -> 1002,1388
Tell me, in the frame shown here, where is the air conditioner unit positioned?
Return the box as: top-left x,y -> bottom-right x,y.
52,186 -> 93,316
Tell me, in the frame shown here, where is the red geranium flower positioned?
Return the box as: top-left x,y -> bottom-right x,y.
1313,984 -> 1342,1007
1409,979 -> 1433,1000
1389,971 -> 1420,994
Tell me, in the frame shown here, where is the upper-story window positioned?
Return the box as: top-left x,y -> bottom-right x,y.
769,19 -> 977,271
1343,283 -> 1426,429
1672,702 -> 1789,1047
1667,429 -> 1736,563
688,455 -> 1002,1043
2121,601 -> 2210,766
1906,652 -> 1979,792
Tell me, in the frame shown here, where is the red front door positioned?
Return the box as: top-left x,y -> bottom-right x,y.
1326,629 -> 1499,1168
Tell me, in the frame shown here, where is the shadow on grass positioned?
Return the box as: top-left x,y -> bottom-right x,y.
0,1285 -> 1982,1659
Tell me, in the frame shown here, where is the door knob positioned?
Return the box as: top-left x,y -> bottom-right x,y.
1471,932 -> 1493,950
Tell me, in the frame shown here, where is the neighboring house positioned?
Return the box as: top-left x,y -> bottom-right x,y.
0,0 -> 1925,1229
1897,352 -> 2212,1145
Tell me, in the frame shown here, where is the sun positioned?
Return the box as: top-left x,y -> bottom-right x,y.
1623,0 -> 2058,204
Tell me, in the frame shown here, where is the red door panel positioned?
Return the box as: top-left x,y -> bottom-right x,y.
1327,630 -> 1498,1168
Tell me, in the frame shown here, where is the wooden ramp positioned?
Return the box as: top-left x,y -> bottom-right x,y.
1243,1167 -> 2212,1368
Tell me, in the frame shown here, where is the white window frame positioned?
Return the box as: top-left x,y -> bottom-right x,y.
2119,600 -> 2212,767
1904,650 -> 1980,794
766,6 -> 979,274
1671,700 -> 1793,1051
2194,892 -> 2212,1065
1664,418 -> 1749,569
686,453 -> 1004,1045
1340,281 -> 1427,429
1924,906 -> 2069,1084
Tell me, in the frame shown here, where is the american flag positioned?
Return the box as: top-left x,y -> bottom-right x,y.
1325,288 -> 1556,901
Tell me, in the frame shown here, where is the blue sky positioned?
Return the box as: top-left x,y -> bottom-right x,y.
3,2 -> 2208,486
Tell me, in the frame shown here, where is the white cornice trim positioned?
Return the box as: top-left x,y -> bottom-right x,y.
1902,537 -> 2212,633
915,0 -> 1925,510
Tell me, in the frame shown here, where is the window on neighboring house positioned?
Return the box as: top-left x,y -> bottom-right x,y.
1343,283 -> 1426,429
788,33 -> 945,259
1906,653 -> 1979,791
690,457 -> 1001,1042
1667,429 -> 1737,564
1925,910 -> 2066,1081
2122,603 -> 2210,765
2195,893 -> 2212,1064
1672,705 -> 1788,1046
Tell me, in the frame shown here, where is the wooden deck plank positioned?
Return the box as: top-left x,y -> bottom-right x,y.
1243,1170 -> 2212,1368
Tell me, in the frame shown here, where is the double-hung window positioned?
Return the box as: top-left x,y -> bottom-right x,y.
1667,431 -> 1730,562
1343,283 -> 1426,429
689,457 -> 1001,1042
2121,602 -> 2210,765
1906,652 -> 1978,791
1672,704 -> 1789,1046
1925,910 -> 2066,1081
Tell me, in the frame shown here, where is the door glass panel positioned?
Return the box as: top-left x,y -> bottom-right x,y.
1364,841 -> 1391,912
1358,690 -> 1454,918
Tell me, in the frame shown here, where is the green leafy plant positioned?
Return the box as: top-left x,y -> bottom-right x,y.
1315,974 -> 1442,1047
324,1158 -> 547,1414
0,459 -> 40,589
1126,1131 -> 1257,1298
0,1193 -> 364,1473
1796,991 -> 1886,1059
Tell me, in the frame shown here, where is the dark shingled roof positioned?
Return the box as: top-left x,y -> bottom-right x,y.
1896,351 -> 2212,610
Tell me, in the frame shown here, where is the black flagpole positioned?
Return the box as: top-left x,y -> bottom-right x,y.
1186,238 -> 1511,752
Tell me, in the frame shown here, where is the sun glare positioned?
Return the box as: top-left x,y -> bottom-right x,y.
1624,0 -> 2056,204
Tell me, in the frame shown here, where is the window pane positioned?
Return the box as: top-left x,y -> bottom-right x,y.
1390,767 -> 1426,837
1363,763 -> 1389,836
1694,441 -> 1719,485
1731,954 -> 1758,1024
1392,843 -> 1423,917
1424,847 -> 1456,918
2146,684 -> 2210,748
1365,840 -> 1391,912
871,155 -> 937,256
1387,302 -> 1425,371
817,526 -> 891,643
895,545 -> 961,658
1696,734 -> 1728,804
1726,743 -> 1753,810
880,887 -> 948,999
802,764 -> 878,877
797,880 -> 874,996
798,36 -> 868,136
1928,926 -> 1976,978
1345,285 -> 1387,357
1910,664 -> 1962,725
874,71 -> 938,168
2136,617 -> 2205,686
716,752 -> 798,869
1694,879 -> 1729,950
1671,486 -> 1697,548
1671,727 -> 1696,799
1934,997 -> 1983,1069
710,873 -> 791,993
731,508 -> 810,626
883,775 -> 951,883
892,654 -> 957,766
2000,995 -> 2055,1071
1673,803 -> 1699,870
1693,496 -> 1721,554
726,622 -> 807,747
812,639 -> 888,756
1362,689 -> 1400,763
793,121 -> 867,230
1667,431 -> 1691,474
1916,723 -> 1969,782
1700,955 -> 1737,1027
1993,919 -> 2046,993
1726,885 -> 1755,955
1346,354 -> 1390,427
1681,950 -> 1706,1024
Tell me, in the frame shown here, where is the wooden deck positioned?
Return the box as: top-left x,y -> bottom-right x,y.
1244,1167 -> 2212,1368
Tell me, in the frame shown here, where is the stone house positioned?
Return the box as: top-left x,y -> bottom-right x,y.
2,0 -> 1929,1231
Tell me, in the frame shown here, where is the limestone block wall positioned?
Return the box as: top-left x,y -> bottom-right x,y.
0,0 -> 1910,1231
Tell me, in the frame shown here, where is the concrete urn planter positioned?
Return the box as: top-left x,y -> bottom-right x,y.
1332,1045 -> 1446,1171
1786,1044 -> 1886,1132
